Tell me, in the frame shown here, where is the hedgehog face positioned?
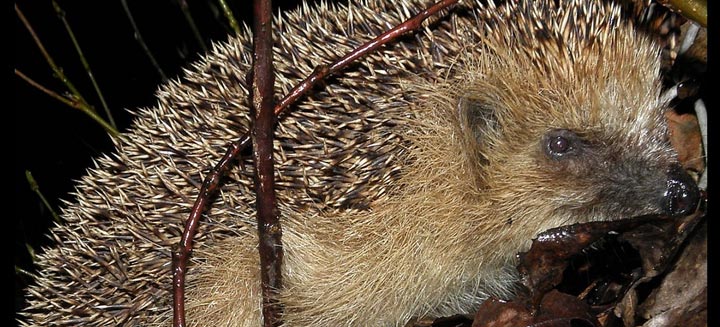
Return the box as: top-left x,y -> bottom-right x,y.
454,68 -> 699,244
532,124 -> 688,221
440,0 -> 703,244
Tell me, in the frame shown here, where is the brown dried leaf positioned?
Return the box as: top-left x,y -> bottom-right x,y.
472,291 -> 599,327
618,206 -> 704,280
472,297 -> 534,327
406,314 -> 473,327
517,217 -> 657,304
637,221 -> 707,326
666,111 -> 704,173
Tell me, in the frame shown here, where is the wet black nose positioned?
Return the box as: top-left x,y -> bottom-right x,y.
664,165 -> 700,216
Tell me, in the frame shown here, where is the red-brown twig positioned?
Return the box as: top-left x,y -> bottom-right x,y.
275,0 -> 459,116
249,0 -> 282,326
15,69 -> 82,110
171,0 -> 459,326
172,140 -> 247,327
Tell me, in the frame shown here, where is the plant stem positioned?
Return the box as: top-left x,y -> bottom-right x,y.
16,70 -> 120,137
217,0 -> 242,36
16,4 -> 92,113
16,265 -> 37,279
120,0 -> 169,81
25,170 -> 62,224
664,0 -> 706,27
52,0 -> 117,130
176,0 -> 208,53
250,0 -> 282,325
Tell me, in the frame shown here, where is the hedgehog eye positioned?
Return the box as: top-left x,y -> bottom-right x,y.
544,129 -> 578,159
549,135 -> 570,153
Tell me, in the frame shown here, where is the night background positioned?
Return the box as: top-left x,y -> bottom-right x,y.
14,0 -> 307,319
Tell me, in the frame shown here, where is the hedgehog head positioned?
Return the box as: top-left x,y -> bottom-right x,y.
428,0 -> 701,248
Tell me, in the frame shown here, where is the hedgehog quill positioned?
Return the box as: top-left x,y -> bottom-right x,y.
21,0 -> 701,326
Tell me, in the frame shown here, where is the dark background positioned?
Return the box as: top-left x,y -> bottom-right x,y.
13,0 -> 308,319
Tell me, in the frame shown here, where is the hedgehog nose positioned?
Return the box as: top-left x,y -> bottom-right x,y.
663,165 -> 700,217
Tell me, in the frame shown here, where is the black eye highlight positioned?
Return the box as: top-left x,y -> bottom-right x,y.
544,129 -> 581,159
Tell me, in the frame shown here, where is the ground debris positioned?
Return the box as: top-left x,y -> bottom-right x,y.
468,199 -> 706,327
406,314 -> 474,327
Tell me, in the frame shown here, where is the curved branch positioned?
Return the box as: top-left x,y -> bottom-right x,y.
171,1 -> 459,326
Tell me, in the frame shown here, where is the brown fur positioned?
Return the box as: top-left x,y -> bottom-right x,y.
22,0 -> 680,326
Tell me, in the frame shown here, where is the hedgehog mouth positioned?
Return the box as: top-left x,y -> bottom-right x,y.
551,201 -> 632,226
563,199 -> 666,225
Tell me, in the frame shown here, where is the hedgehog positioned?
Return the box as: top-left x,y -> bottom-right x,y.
20,0 -> 701,326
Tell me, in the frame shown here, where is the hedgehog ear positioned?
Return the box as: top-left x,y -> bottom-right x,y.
457,96 -> 499,165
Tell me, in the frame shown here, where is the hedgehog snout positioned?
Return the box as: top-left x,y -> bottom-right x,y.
662,164 -> 700,217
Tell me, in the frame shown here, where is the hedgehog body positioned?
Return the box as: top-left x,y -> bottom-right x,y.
22,0 -> 699,326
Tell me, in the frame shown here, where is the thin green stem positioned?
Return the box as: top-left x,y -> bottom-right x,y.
15,4 -> 93,113
16,69 -> 79,108
120,0 -> 168,81
16,70 -> 120,137
176,0 -> 208,53
16,265 -> 37,279
52,0 -> 117,129
25,170 -> 61,224
665,0 -> 706,27
16,243 -> 37,278
217,0 -> 241,36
